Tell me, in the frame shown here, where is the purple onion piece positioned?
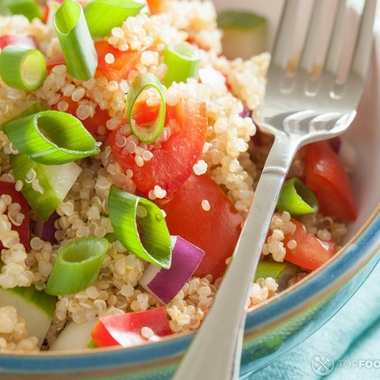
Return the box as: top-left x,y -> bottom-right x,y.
330,136 -> 342,153
34,211 -> 59,244
239,103 -> 252,118
139,236 -> 205,304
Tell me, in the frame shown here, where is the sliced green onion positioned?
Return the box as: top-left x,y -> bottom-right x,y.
84,0 -> 144,37
108,186 -> 172,269
0,46 -> 47,92
126,73 -> 166,143
163,41 -> 201,87
0,101 -> 47,131
276,178 -> 319,216
0,1 -> 11,16
11,152 -> 82,221
45,237 -> 109,295
10,101 -> 47,119
53,0 -> 97,81
1,0 -> 40,21
4,110 -> 100,165
254,261 -> 300,292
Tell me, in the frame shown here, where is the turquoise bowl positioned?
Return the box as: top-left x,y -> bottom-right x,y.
1,1 -> 379,379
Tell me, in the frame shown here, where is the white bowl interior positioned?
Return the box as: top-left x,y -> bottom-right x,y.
214,0 -> 380,241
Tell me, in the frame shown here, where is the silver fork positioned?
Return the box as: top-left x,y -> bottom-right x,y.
172,0 -> 376,379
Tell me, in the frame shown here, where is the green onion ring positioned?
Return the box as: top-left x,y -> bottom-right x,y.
126,72 -> 166,143
163,41 -> 201,87
108,186 -> 172,269
2,0 -> 40,21
0,46 -> 47,92
4,110 -> 100,165
0,101 -> 47,131
53,0 -> 97,81
84,0 -> 144,37
254,261 -> 300,292
45,237 -> 109,295
276,177 -> 319,216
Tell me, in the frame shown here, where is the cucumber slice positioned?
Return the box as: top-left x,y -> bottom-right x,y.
11,153 -> 82,221
217,10 -> 267,60
0,286 -> 56,347
50,319 -> 98,351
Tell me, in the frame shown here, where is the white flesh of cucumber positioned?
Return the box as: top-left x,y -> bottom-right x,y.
49,319 -> 98,351
42,162 -> 82,201
0,287 -> 56,347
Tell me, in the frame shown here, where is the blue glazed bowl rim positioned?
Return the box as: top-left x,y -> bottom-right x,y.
0,204 -> 379,374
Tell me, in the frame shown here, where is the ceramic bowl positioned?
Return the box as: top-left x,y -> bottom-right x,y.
1,1 -> 379,379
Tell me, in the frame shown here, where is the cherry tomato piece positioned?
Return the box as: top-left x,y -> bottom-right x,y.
284,219 -> 338,271
162,173 -> 244,281
303,141 -> 357,221
0,181 -> 29,250
110,98 -> 208,197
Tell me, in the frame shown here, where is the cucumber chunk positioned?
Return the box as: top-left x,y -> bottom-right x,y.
217,10 -> 267,60
11,153 -> 82,221
50,319 -> 98,351
0,286 -> 56,347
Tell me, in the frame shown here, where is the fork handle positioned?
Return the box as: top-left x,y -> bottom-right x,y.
172,134 -> 299,380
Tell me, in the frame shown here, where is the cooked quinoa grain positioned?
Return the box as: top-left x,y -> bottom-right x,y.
0,0 -> 352,353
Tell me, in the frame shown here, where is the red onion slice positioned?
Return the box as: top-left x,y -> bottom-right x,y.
139,236 -> 205,304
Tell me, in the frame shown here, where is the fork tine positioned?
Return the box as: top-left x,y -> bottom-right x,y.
271,0 -> 302,70
350,0 -> 377,79
298,0 -> 326,73
325,0 -> 348,75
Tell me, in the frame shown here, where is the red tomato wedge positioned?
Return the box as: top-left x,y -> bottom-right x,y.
95,41 -> 147,82
146,0 -> 165,14
0,35 -> 36,49
52,96 -> 111,136
91,307 -> 172,348
0,181 -> 29,250
47,41 -> 145,83
162,173 -> 244,281
284,219 -> 338,271
110,98 -> 208,197
303,141 -> 357,221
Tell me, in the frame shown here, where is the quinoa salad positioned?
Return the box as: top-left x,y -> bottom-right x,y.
0,0 -> 355,353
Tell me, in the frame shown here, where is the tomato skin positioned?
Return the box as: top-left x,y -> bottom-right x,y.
303,141 -> 357,221
47,41 -> 145,82
95,41 -> 146,82
0,35 -> 36,49
162,173 -> 244,281
0,181 -> 29,250
110,98 -> 208,197
91,307 -> 172,348
146,0 -> 165,14
52,96 -> 111,136
284,219 -> 338,271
